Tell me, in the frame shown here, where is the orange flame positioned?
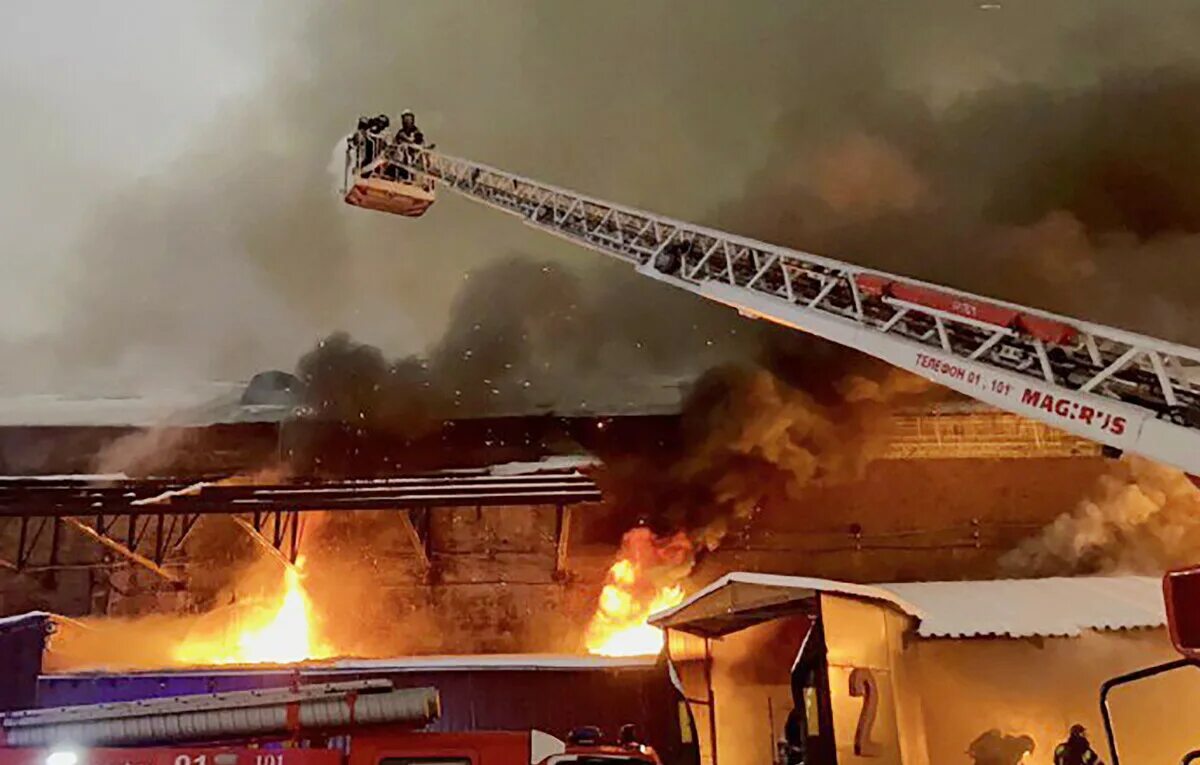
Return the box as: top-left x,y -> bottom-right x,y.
585,528 -> 693,657
173,556 -> 332,665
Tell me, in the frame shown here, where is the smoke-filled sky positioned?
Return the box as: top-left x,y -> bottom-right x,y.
3,1 -> 1200,398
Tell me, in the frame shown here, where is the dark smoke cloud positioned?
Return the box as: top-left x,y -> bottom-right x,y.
14,1 -> 1200,396
293,256 -> 791,426
594,364 -> 935,552
720,65 -> 1200,343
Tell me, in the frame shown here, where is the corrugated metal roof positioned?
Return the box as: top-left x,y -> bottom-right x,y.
0,612 -> 53,631
0,381 -> 1007,429
0,385 -> 287,427
650,572 -> 1166,640
883,576 -> 1165,638
0,377 -> 689,428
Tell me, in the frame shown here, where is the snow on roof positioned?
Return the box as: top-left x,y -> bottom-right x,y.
0,376 -> 687,428
0,385 -> 288,428
0,611 -> 52,631
651,572 -> 1166,639
0,376 -> 1007,429
487,455 -> 601,476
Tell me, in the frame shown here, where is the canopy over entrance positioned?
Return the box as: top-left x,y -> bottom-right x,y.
648,573 -> 921,639
650,571 -> 1166,640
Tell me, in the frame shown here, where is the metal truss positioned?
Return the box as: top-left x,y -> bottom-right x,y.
0,470 -> 601,580
0,479 -> 201,579
395,145 -> 1200,474
0,513 -> 198,582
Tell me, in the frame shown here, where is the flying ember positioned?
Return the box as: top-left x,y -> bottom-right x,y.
585,527 -> 693,657
173,556 -> 332,666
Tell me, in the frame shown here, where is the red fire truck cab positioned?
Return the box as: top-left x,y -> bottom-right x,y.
353,728 -> 662,765
0,684 -> 661,765
0,730 -> 661,765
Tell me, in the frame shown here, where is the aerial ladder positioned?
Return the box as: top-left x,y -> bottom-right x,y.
342,132 -> 1200,477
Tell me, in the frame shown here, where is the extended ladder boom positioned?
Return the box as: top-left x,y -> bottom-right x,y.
366,144 -> 1200,475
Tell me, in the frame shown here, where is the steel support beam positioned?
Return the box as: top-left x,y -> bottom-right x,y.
230,516 -> 295,569
555,504 -> 574,579
398,510 -> 430,573
62,517 -> 181,584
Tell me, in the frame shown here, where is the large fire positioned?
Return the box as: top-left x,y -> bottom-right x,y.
585,527 -> 693,657
174,556 -> 333,665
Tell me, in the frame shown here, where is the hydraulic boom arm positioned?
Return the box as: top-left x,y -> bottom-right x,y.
350,142 -> 1200,475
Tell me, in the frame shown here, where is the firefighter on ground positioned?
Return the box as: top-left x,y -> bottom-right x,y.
1054,725 -> 1103,765
778,708 -> 805,765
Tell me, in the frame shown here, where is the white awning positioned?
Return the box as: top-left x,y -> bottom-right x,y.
649,572 -> 1166,639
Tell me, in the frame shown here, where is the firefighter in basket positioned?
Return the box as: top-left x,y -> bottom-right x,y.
344,111 -> 436,217
352,114 -> 391,176
390,109 -> 433,181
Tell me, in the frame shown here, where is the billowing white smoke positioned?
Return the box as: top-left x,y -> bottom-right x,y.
1001,456 -> 1200,575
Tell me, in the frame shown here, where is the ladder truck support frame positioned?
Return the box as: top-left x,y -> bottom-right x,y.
347,142 -> 1200,476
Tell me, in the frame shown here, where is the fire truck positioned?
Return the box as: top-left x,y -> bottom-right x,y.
1102,564 -> 1200,765
0,683 -> 661,765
